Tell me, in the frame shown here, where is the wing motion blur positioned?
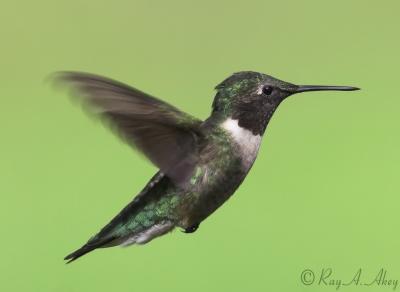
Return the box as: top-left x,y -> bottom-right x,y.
54,72 -> 204,185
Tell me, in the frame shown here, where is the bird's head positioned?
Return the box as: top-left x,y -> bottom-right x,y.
212,71 -> 359,135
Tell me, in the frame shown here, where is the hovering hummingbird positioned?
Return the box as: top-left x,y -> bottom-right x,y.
55,71 -> 359,263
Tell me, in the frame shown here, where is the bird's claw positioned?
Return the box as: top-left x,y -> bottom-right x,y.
183,223 -> 199,233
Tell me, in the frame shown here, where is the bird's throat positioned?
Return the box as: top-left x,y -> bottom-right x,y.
221,118 -> 262,170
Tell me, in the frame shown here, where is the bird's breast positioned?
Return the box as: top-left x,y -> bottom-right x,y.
178,119 -> 262,227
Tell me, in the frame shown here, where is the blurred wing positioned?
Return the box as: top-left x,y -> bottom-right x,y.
54,71 -> 203,186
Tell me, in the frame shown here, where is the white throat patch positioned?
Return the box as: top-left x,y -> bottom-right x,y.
221,118 -> 262,169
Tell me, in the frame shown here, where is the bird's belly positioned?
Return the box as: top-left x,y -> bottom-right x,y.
179,158 -> 248,228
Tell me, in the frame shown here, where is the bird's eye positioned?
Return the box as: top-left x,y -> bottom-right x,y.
262,86 -> 273,95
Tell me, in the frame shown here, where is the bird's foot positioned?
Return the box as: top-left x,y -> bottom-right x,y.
183,223 -> 199,233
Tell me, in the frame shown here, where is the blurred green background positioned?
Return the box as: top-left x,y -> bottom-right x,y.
1,0 -> 399,291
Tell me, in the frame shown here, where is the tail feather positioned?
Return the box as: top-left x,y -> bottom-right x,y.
64,172 -> 177,263
64,237 -> 116,264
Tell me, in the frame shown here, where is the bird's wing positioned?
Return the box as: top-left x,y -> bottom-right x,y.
54,71 -> 203,186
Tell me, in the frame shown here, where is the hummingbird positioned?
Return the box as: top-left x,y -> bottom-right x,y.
55,71 -> 359,263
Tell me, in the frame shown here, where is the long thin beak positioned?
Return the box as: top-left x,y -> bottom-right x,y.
295,85 -> 360,93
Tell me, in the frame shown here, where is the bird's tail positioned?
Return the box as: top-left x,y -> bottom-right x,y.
64,172 -> 178,263
64,237 -> 117,264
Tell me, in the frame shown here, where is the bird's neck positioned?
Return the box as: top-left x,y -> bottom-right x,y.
201,112 -> 263,171
209,102 -> 279,136
219,117 -> 262,170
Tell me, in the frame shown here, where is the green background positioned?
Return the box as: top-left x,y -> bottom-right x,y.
1,0 -> 399,291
